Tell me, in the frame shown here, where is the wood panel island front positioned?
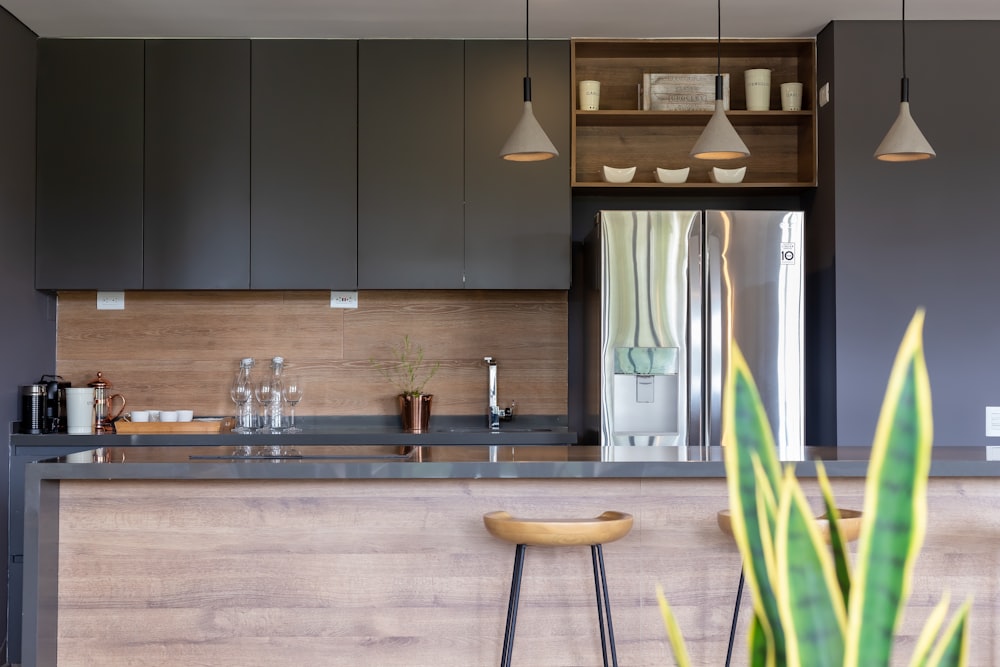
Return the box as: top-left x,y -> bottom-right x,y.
17,442 -> 1000,667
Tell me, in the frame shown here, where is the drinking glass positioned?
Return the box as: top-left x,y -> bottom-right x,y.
282,376 -> 304,434
255,379 -> 274,433
230,376 -> 254,434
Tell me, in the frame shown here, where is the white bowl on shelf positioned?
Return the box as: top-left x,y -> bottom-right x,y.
601,165 -> 637,183
709,166 -> 747,184
654,167 -> 690,184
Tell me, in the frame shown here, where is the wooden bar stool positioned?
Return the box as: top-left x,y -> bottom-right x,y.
716,508 -> 863,666
483,510 -> 633,667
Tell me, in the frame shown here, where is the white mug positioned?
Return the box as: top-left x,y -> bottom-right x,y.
130,410 -> 150,423
744,69 -> 772,111
65,387 -> 95,435
780,82 -> 804,111
177,410 -> 194,422
159,411 -> 178,422
579,80 -> 601,111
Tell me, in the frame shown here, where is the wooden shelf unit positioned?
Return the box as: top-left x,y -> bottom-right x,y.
571,38 -> 817,189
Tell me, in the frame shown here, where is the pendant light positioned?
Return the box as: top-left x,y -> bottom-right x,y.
690,0 -> 749,160
874,0 -> 935,161
499,0 -> 559,161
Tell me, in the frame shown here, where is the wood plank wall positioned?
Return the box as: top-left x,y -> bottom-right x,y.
55,290 -> 568,418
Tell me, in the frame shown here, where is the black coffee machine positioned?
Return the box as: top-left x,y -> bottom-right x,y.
20,374 -> 70,434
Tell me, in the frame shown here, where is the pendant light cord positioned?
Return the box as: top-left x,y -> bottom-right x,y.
716,0 -> 721,76
901,0 -> 907,80
524,0 -> 531,78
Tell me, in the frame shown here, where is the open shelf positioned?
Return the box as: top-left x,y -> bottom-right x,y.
571,38 -> 817,189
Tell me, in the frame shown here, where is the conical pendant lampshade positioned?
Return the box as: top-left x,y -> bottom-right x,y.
500,0 -> 558,161
691,0 -> 749,160
875,98 -> 935,161
875,0 -> 935,161
691,86 -> 750,160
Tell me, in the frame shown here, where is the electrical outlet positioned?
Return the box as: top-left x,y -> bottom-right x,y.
986,407 -> 1000,437
330,290 -> 359,309
96,291 -> 125,311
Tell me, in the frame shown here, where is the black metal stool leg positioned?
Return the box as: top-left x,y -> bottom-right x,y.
501,543 -> 527,667
725,564 -> 745,667
591,544 -> 619,667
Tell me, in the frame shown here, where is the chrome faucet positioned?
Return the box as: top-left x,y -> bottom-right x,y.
485,356 -> 501,429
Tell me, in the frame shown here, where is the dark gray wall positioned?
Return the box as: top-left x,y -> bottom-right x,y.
0,7 -> 49,663
818,21 -> 1000,445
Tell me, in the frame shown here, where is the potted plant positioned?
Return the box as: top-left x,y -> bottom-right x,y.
371,335 -> 440,433
657,309 -> 970,666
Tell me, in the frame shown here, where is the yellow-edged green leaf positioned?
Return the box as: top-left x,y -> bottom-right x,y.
846,309 -> 934,666
774,467 -> 847,667
925,599 -> 971,667
817,463 -> 853,605
724,346 -> 787,664
749,612 -> 771,667
655,583 -> 692,667
908,592 -> 952,667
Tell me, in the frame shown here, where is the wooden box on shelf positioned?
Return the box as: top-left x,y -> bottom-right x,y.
571,38 -> 817,190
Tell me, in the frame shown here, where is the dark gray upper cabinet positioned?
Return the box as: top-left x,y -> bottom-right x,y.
35,39 -> 144,290
144,40 -> 251,289
464,40 -> 571,289
251,40 -> 358,289
357,40 -> 466,289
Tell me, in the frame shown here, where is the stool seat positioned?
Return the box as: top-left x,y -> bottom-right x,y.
484,510 -> 633,547
716,508 -> 863,544
484,510 -> 633,667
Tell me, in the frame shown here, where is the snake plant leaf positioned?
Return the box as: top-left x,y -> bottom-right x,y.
775,467 -> 846,667
723,344 -> 787,665
924,599 -> 970,667
845,309 -> 933,667
908,593 -> 952,667
655,583 -> 692,667
816,463 -> 853,604
749,613 -> 769,667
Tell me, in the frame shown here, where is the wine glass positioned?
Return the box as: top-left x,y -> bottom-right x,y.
254,379 -> 274,433
282,376 -> 304,434
230,375 -> 254,432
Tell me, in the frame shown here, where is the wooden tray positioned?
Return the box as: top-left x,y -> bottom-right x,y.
114,418 -> 234,434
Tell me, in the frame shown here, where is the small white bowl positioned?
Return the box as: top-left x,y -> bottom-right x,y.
130,410 -> 150,423
601,165 -> 637,183
159,410 -> 178,422
654,167 -> 690,184
177,410 -> 194,422
709,166 -> 747,184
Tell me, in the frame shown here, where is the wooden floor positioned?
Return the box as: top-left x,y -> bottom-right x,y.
31,475 -> 1000,666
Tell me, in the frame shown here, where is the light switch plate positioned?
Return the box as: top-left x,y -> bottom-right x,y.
986,406 -> 1000,437
819,82 -> 830,107
330,291 -> 359,309
96,291 -> 125,310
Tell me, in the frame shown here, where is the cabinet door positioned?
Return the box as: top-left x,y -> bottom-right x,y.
464,40 -> 571,289
251,40 -> 358,289
358,40 -> 465,289
36,39 -> 144,290
144,40 -> 251,289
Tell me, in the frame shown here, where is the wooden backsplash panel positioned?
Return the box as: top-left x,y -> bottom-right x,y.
56,291 -> 568,418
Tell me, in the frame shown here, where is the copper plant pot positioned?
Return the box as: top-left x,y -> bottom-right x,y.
399,393 -> 433,433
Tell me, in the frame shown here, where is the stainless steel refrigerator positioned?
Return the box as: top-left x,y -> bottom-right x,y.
584,210 -> 804,460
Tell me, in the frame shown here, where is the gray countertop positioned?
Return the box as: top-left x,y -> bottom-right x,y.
9,415 -> 577,449
21,444 -> 1000,479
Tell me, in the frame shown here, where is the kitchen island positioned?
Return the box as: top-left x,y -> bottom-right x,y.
18,442 -> 1000,667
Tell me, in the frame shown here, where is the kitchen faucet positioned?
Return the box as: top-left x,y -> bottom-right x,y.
484,356 -> 514,429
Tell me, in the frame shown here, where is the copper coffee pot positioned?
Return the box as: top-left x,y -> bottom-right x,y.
87,372 -> 126,433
